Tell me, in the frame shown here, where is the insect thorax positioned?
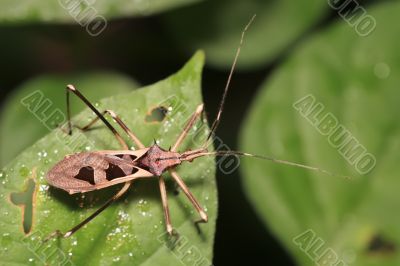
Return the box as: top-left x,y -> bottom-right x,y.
136,144 -> 181,176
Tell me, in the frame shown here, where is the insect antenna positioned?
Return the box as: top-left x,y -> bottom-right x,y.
204,14 -> 256,148
188,14 -> 352,180
179,150 -> 352,180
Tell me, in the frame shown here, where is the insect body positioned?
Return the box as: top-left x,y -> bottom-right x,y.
45,86 -> 210,239
47,144 -> 212,195
45,15 -> 346,241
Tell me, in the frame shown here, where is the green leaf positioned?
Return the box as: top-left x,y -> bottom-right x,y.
0,0 -> 203,23
0,72 -> 139,167
240,2 -> 400,266
163,0 -> 327,70
0,51 -> 217,265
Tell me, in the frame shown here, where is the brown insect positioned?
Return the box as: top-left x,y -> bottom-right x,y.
45,15 -> 346,241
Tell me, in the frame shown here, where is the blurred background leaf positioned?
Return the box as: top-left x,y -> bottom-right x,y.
0,0 -> 203,23
0,52 -> 218,265
240,2 -> 400,266
163,0 -> 328,70
0,72 -> 139,167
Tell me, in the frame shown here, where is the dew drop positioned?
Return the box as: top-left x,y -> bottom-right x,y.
39,185 -> 49,192
374,62 -> 390,79
19,166 -> 29,177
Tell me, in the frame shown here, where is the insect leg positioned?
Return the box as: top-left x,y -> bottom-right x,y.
171,104 -> 204,152
158,175 -> 174,235
65,84 -> 128,149
169,170 -> 208,224
77,109 -> 145,149
44,181 -> 132,241
204,15 -> 256,148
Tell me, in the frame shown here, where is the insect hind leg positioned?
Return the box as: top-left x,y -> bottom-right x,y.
77,109 -> 145,149
64,84 -> 128,149
44,181 -> 132,242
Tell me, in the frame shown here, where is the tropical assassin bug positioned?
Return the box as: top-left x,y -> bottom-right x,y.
45,15 -> 348,241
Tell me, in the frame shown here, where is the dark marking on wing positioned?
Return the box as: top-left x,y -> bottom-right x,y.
75,166 -> 95,185
131,168 -> 139,175
106,164 -> 126,181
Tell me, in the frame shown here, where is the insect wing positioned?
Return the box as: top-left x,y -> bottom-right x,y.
46,149 -> 152,194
